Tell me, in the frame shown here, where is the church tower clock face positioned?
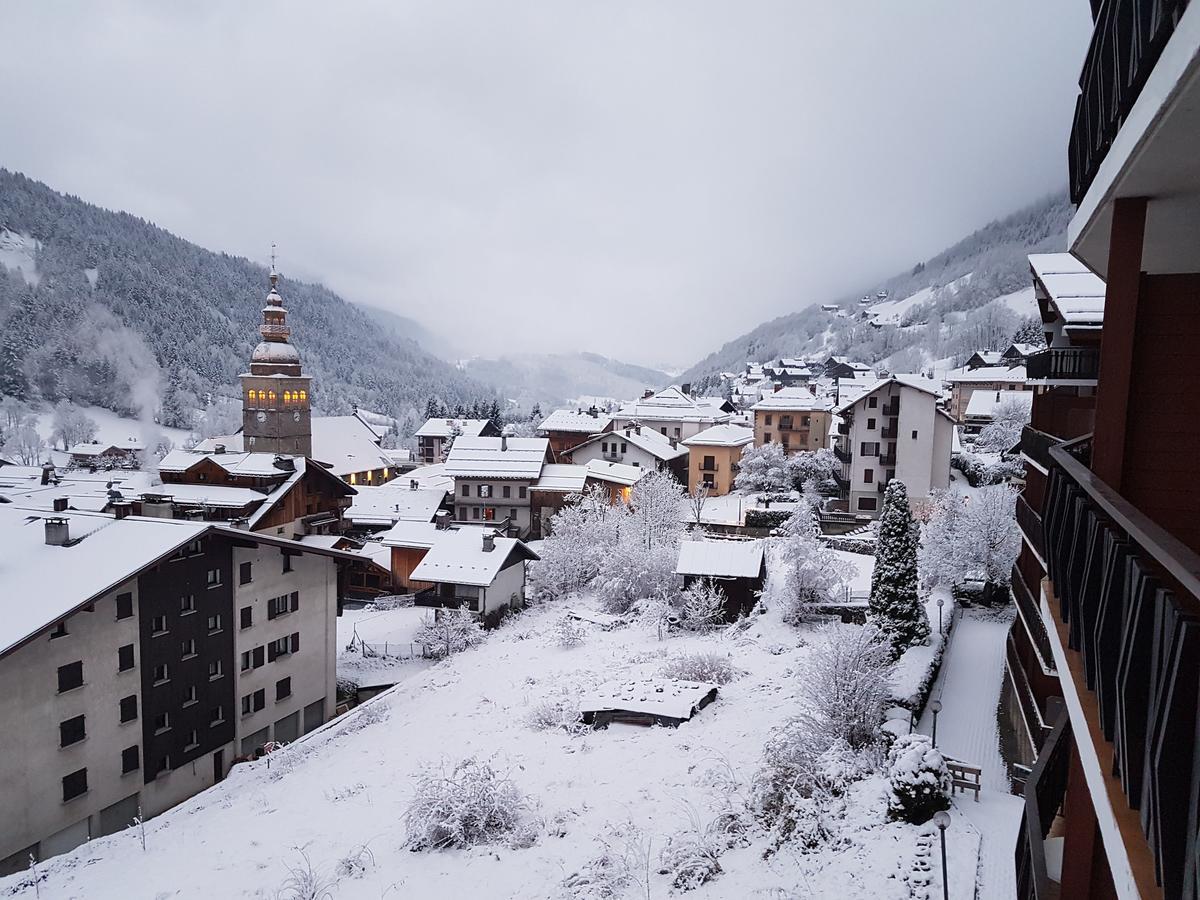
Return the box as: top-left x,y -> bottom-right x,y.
293,410 -> 301,422
256,411 -> 268,423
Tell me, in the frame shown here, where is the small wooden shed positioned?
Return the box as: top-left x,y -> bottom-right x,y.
675,539 -> 766,620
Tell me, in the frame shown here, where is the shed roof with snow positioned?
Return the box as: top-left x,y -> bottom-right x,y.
682,425 -> 755,448
676,540 -> 765,579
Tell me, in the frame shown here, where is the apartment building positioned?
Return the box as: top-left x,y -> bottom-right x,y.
1009,5 -> 1200,896
945,363 -> 1029,422
750,388 -> 833,455
0,507 -> 354,876
611,386 -> 730,442
832,375 -> 953,517
681,425 -> 753,495
445,435 -> 550,538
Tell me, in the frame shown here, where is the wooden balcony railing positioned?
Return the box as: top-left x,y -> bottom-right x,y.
1068,0 -> 1191,204
1026,347 -> 1102,383
1015,712 -> 1072,900
1020,425 -> 1059,472
1016,494 -> 1046,561
1043,433 -> 1200,899
1011,563 -> 1056,673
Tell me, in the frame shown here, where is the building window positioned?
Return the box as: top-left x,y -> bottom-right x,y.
764,433 -> 772,443
240,606 -> 253,629
50,620 -> 68,639
461,484 -> 469,497
472,507 -> 480,520
119,695 -> 137,723
207,614 -> 222,634
276,677 -> 292,701
483,507 -> 495,521
151,615 -> 168,635
765,414 -> 773,425
239,562 -> 253,585
181,638 -> 197,659
180,594 -> 195,615
868,397 -> 878,408
857,496 -> 878,512
155,755 -> 170,776
59,714 -> 86,748
867,418 -> 876,430
206,568 -> 221,588
478,484 -> 491,498
121,746 -> 139,775
243,689 -> 266,716
57,661 -> 83,693
860,442 -> 879,456
210,706 -> 225,726
185,539 -> 202,556
208,660 -> 223,680
282,554 -> 293,574
152,664 -> 169,685
519,486 -> 527,499
153,711 -> 170,734
184,730 -> 199,751
180,687 -> 197,709
115,592 -> 133,620
863,468 -> 874,484
118,643 -> 135,672
62,768 -> 88,802
911,430 -> 918,440
502,485 -> 511,499
802,416 -> 810,427
268,593 -> 298,619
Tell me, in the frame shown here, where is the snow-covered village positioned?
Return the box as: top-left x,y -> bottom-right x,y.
1,3 -> 1198,899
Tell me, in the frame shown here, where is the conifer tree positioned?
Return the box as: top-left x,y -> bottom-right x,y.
869,480 -> 929,657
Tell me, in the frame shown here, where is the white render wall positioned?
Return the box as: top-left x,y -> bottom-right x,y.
481,558 -> 526,615
231,546 -> 338,754
610,416 -> 712,442
568,438 -> 667,472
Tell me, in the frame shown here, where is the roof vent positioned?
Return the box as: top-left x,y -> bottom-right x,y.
53,497 -> 69,512
44,517 -> 70,546
273,455 -> 296,472
500,434 -> 508,452
435,510 -> 450,530
482,532 -> 495,552
643,389 -> 654,399
410,479 -> 419,490
214,444 -> 226,454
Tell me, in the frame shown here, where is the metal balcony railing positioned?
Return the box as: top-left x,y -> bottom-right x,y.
1068,0 -> 1191,204
881,425 -> 898,439
878,452 -> 897,467
1020,425 -> 1058,472
834,444 -> 852,464
836,421 -> 850,436
1016,494 -> 1046,561
1011,563 -> 1056,674
1015,713 -> 1071,900
1043,433 -> 1200,898
881,399 -> 900,417
699,462 -> 719,473
1026,347 -> 1101,383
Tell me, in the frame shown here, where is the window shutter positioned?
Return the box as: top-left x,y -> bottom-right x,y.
291,632 -> 300,653
290,592 -> 299,612
267,643 -> 277,663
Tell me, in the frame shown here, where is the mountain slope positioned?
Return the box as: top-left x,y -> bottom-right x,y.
460,352 -> 670,408
0,169 -> 491,427
681,192 -> 1072,384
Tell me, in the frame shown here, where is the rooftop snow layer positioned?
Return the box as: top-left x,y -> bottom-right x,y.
414,418 -> 492,439
676,539 -> 765,578
681,424 -> 754,447
580,678 -> 719,721
751,388 -> 831,412
443,437 -> 549,479
538,408 -> 614,434
409,526 -> 538,587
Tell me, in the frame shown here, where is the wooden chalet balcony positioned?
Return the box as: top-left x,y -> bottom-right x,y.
1069,0 -> 1190,204
1016,494 -> 1046,561
1015,713 -> 1072,900
1043,434 -> 1200,899
1026,347 -> 1101,384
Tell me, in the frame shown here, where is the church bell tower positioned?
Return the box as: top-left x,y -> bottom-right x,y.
240,258 -> 313,456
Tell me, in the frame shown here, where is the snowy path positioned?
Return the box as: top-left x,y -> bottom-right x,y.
917,607 -> 1024,900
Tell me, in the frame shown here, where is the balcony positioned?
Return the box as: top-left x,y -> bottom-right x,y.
1043,433 -> 1200,898
878,451 -> 896,467
1015,713 -> 1072,900
1020,425 -> 1059,472
699,462 -> 720,473
836,421 -> 850,436
1015,494 -> 1045,561
1068,0 -> 1189,204
876,480 -> 887,493
834,444 -> 852,464
832,471 -> 850,494
1011,563 -> 1056,674
1026,347 -> 1101,384
881,399 -> 900,417
881,424 -> 898,439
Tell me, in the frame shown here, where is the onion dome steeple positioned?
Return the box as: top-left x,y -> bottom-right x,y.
250,249 -> 301,375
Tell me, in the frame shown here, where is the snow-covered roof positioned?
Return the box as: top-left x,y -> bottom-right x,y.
378,520 -> 443,550
573,424 -> 687,462
410,526 -> 539,587
1028,253 -> 1106,326
309,416 -> 394,477
0,468 -> 156,509
834,375 -> 944,415
682,425 -> 754,448
414,418 -> 492,439
538,408 -> 614,434
676,540 -> 765,579
615,387 -> 731,424
67,438 -> 144,456
346,482 -> 446,525
142,484 -> 266,509
402,463 -> 454,493
444,437 -> 549,480
580,679 -> 718,721
583,459 -> 646,487
532,464 -> 590,493
158,449 -> 296,478
945,364 -> 1027,384
751,388 -> 831,412
964,390 -> 1034,420
968,351 -> 1003,367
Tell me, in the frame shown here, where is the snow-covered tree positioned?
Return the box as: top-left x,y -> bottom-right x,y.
974,396 -> 1030,453
796,623 -> 893,750
787,448 -> 838,491
918,490 -> 970,592
687,484 -> 710,526
764,531 -> 854,625
50,401 -> 98,450
920,486 -> 1019,600
3,423 -> 45,465
677,577 -> 726,632
869,481 -> 930,657
1012,315 -> 1047,347
733,442 -> 791,495
885,733 -> 951,824
413,609 -> 485,659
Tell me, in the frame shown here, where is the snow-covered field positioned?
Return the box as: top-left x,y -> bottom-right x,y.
3,596 -> 988,900
26,403 -> 193,465
337,605 -> 435,687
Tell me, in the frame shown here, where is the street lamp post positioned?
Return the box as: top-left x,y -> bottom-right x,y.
932,810 -> 951,900
930,699 -> 942,748
937,596 -> 945,635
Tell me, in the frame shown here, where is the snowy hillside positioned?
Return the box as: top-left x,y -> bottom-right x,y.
461,352 -> 671,409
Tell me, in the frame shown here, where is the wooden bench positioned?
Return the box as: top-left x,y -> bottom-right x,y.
943,756 -> 983,801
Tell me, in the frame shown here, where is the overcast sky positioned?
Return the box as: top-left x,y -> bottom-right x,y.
1,2 -> 1091,368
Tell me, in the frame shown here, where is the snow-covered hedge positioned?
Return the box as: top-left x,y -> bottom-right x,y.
413,609 -> 485,659
404,757 -> 535,850
885,733 -> 951,824
818,535 -> 876,556
951,451 -> 1023,487
744,508 -> 792,530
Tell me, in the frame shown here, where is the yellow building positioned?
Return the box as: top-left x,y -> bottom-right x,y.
681,425 -> 754,496
750,388 -> 833,454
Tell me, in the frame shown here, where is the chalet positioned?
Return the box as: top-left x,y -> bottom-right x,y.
0,505 -> 358,875
343,476 -> 448,531
67,439 -> 144,469
1000,342 -> 1041,364
414,418 -> 498,465
676,539 -> 766,621
529,463 -> 589,539
964,350 -> 1004,370
410,526 -> 539,620
444,435 -> 550,538
581,459 -> 644,504
750,388 -> 834,455
962,389 -> 1033,436
833,375 -> 953,517
566,422 -> 688,483
379,519 -> 445,593
945,363 -> 1028,422
681,425 -> 753,496
611,386 -> 731,442
762,359 -> 813,387
536,407 -> 613,461
820,357 -> 874,381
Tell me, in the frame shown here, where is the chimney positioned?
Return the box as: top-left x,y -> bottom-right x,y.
643,389 -> 654,399
44,517 -> 71,546
113,501 -> 133,520
589,406 -> 598,418
410,479 -> 419,491
669,437 -> 678,449
435,510 -> 450,530
625,427 -> 631,438
482,532 -> 495,552
231,516 -> 250,530
185,509 -> 205,521
40,463 -> 54,485
214,444 -> 226,454
635,425 -> 641,435
681,383 -> 691,396
53,497 -> 69,513
501,434 -> 508,452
